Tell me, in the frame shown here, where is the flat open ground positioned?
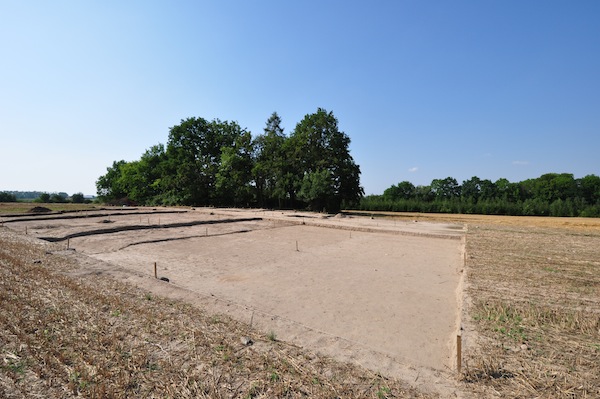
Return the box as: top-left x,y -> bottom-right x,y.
2,205 -> 599,398
2,207 -> 465,392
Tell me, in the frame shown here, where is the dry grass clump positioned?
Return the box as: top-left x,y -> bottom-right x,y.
0,228 -> 429,399
462,223 -> 600,398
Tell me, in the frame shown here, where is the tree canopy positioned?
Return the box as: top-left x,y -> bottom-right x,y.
96,109 -> 363,212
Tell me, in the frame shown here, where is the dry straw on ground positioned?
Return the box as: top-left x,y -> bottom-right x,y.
0,228 -> 427,399
2,207 -> 600,398
461,222 -> 600,398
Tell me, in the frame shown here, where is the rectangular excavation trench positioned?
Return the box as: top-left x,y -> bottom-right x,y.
15,209 -> 464,378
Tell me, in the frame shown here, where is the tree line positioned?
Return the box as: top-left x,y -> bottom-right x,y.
96,109 -> 363,213
359,173 -> 600,217
0,191 -> 88,203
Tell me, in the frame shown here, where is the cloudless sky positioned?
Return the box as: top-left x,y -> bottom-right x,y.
1,1 -> 599,196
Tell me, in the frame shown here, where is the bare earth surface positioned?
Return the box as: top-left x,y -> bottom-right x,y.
3,207 -> 465,395
3,205 -> 599,398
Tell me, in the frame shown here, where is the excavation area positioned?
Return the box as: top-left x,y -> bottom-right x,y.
4,207 -> 465,384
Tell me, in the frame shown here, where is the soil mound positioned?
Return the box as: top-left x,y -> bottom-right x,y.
29,206 -> 52,213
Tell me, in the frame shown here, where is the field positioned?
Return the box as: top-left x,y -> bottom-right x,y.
1,204 -> 599,398
349,211 -> 600,397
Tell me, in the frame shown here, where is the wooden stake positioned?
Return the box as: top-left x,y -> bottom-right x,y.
457,335 -> 462,374
25,226 -> 28,235
154,262 -> 157,279
67,238 -> 70,250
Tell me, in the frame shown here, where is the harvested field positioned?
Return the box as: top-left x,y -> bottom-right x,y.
460,221 -> 600,398
2,206 -> 599,398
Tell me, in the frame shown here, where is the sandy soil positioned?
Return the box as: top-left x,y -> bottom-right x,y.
5,207 -> 465,394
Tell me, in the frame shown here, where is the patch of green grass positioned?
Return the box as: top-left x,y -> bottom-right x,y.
494,325 -> 528,341
2,358 -> 26,375
476,302 -> 529,342
267,331 -> 277,342
376,386 -> 391,398
69,370 -> 91,391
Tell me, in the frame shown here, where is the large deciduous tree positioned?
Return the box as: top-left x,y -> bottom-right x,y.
431,177 -> 461,199
215,131 -> 254,206
252,112 -> 287,208
383,181 -> 415,201
163,117 -> 248,206
96,160 -> 128,202
290,108 -> 363,212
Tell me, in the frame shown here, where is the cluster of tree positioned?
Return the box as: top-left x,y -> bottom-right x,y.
35,192 -> 87,204
0,192 -> 17,202
359,173 -> 600,217
0,191 -> 88,203
0,191 -> 66,201
96,109 -> 363,213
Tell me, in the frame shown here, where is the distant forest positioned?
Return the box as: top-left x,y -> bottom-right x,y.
359,173 -> 600,217
0,191 -> 88,203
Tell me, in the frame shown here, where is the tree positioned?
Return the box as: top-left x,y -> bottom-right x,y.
0,192 -> 17,202
578,174 -> 600,205
383,181 -> 415,201
38,193 -> 51,203
252,112 -> 287,207
479,179 -> 497,200
96,160 -> 128,202
163,118 -> 248,205
299,169 -> 335,211
495,178 -> 521,202
289,108 -> 363,212
431,177 -> 461,199
50,193 -> 67,203
461,176 -> 482,201
95,111 -> 363,211
215,131 -> 254,206
361,173 -> 600,217
71,193 -> 85,203
120,144 -> 166,204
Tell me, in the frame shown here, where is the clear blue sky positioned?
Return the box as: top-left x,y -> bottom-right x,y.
1,1 -> 599,196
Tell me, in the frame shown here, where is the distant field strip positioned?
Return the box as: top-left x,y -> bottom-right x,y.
38,217 -> 262,242
0,209 -> 188,223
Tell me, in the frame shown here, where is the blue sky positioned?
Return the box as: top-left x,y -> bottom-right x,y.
1,1 -> 599,196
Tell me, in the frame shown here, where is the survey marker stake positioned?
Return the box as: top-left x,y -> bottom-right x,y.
457,334 -> 462,374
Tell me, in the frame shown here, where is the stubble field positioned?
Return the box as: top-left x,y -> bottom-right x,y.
1,204 -> 599,398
